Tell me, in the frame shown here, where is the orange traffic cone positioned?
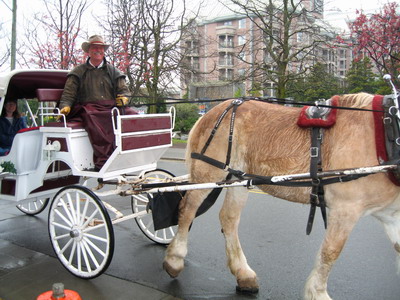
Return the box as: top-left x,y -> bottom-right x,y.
37,283 -> 82,300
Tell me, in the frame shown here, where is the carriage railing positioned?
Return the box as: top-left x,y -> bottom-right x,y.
111,106 -> 175,154
40,107 -> 68,127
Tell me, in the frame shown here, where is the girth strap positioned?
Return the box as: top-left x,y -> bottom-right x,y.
306,127 -> 328,235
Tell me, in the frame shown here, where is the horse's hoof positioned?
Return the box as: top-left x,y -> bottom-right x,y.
236,285 -> 259,295
163,260 -> 180,278
236,276 -> 259,295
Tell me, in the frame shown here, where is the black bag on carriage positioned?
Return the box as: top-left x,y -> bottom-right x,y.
149,188 -> 223,231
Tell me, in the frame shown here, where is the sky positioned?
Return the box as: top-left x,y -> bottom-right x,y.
323,0 -> 390,31
0,0 -> 393,71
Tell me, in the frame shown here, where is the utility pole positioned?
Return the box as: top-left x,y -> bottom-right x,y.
11,0 -> 17,70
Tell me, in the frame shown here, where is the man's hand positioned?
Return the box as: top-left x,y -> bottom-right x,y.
116,94 -> 129,107
57,106 -> 71,121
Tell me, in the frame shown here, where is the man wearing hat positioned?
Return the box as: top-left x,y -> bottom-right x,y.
0,98 -> 27,155
59,35 -> 131,170
59,34 -> 129,112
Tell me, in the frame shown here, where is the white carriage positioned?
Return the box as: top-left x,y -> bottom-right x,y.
0,69 -> 179,278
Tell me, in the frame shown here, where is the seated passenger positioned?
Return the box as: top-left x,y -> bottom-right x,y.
0,98 -> 27,155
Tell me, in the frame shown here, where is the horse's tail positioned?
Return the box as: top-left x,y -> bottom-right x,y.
185,116 -> 203,165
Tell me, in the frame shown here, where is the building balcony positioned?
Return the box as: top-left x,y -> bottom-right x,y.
218,44 -> 235,52
218,61 -> 234,68
187,50 -> 200,57
216,26 -> 236,35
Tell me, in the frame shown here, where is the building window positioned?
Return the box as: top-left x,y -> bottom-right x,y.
219,35 -> 234,48
219,69 -> 226,81
227,53 -> 233,65
227,69 -> 234,80
224,20 -> 232,26
238,35 -> 246,46
218,69 -> 234,81
239,18 -> 246,29
219,53 -> 234,66
297,32 -> 303,43
192,57 -> 200,70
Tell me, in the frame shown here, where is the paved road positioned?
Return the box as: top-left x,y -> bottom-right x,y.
1,159 -> 399,300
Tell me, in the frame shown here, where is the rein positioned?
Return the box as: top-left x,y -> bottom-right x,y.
130,96 -> 385,114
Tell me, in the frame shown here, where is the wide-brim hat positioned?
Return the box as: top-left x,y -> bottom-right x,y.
82,35 -> 110,53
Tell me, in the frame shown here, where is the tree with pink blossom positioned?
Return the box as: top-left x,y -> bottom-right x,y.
349,2 -> 400,84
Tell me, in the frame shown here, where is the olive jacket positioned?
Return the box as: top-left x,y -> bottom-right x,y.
59,58 -> 129,109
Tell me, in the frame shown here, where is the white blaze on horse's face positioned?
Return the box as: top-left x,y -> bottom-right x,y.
163,94 -> 400,300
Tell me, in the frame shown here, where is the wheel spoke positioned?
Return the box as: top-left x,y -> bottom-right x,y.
82,238 -> 100,268
59,198 -> 75,225
80,196 -> 90,226
52,221 -> 71,231
60,238 -> 74,254
84,232 -> 108,243
66,193 -> 77,224
82,208 -> 100,229
54,232 -> 71,241
55,208 -> 73,228
83,236 -> 107,257
68,241 -> 77,265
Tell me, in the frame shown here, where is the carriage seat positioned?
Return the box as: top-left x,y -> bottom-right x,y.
36,88 -> 84,130
36,88 -> 64,102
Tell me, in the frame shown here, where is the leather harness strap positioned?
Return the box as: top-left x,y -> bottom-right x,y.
198,99 -> 244,170
307,127 -> 328,235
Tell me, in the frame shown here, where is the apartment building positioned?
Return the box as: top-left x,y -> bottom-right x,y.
181,1 -> 352,98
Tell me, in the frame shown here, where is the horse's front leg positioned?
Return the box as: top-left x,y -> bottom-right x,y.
220,187 -> 259,293
304,204 -> 362,300
163,189 -> 211,278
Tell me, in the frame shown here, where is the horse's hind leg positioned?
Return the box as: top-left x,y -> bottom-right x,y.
373,202 -> 400,273
163,188 -> 211,278
220,187 -> 259,293
304,204 -> 363,300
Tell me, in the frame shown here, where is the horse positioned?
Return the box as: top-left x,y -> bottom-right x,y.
162,93 -> 400,300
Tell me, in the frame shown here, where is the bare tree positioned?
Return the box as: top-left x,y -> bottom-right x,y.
222,0 -> 333,98
99,0 -> 200,112
0,22 -> 10,70
21,0 -> 89,69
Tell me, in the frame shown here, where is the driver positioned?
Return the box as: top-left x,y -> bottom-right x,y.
58,35 -> 131,170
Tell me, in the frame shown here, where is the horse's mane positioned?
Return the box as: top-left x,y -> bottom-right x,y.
338,93 -> 373,108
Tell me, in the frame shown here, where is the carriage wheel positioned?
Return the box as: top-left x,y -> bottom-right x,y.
131,169 -> 178,245
17,197 -> 49,215
48,185 -> 114,279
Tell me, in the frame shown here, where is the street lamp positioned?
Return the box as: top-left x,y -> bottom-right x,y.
1,0 -> 17,70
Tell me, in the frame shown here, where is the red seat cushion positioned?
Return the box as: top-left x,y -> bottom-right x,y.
44,121 -> 84,130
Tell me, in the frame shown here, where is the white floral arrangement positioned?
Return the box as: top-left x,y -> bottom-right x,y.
0,161 -> 16,174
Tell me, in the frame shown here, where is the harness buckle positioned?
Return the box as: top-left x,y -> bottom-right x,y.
310,147 -> 319,158
232,98 -> 244,105
384,117 -> 392,124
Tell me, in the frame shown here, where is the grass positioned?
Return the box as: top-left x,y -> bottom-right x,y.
172,138 -> 187,144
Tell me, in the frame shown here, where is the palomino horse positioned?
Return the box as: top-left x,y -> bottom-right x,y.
163,93 -> 400,300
